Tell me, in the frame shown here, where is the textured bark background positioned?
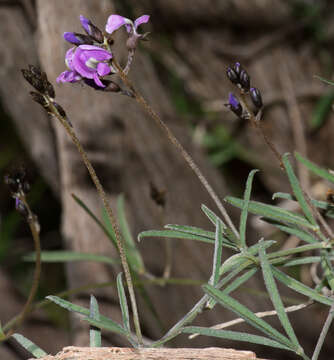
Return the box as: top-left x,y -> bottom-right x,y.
1,0 -> 334,359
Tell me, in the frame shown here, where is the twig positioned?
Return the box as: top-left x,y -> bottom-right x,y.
189,301 -> 312,339
112,60 -> 240,240
48,103 -> 143,345
311,296 -> 334,360
1,197 -> 41,341
279,53 -> 310,190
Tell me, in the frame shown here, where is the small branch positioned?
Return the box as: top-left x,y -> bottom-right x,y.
279,53 -> 309,190
189,301 -> 312,339
2,197 -> 41,341
312,296 -> 334,360
112,60 -> 240,240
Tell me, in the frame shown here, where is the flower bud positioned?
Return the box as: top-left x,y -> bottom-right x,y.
22,68 -> 45,93
64,32 -> 94,45
30,92 -> 48,108
234,62 -> 243,76
239,69 -> 250,91
226,67 -> 239,84
250,87 -> 263,109
226,93 -> 243,118
80,15 -> 104,43
4,168 -> 30,195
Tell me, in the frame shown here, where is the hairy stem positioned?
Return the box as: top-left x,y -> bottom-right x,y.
49,104 -> 143,345
113,60 -> 239,240
2,197 -> 41,341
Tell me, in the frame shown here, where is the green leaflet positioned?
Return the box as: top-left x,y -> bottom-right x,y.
89,295 -> 102,347
117,273 -> 130,333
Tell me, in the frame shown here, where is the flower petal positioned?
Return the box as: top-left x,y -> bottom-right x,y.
97,62 -> 111,76
93,72 -> 105,87
56,70 -> 81,83
134,15 -> 150,30
105,15 -> 127,34
65,47 -> 76,70
64,32 -> 81,45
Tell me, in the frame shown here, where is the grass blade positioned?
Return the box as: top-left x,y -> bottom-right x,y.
89,295 -> 101,347
259,242 -> 300,350
272,268 -> 334,306
117,273 -> 130,333
210,219 -> 224,287
282,153 -> 317,228
295,152 -> 334,184
12,333 -> 47,358
240,170 -> 259,248
182,327 -> 291,351
24,251 -> 117,265
203,284 -> 293,348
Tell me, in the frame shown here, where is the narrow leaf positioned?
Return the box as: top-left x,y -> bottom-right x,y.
272,268 -> 334,306
165,224 -> 215,240
263,220 -> 318,244
210,219 -> 224,286
259,242 -> 300,349
117,195 -> 145,274
201,204 -> 239,244
182,327 -> 291,351
72,194 -> 117,248
282,153 -> 317,227
24,251 -> 117,265
89,295 -> 101,347
295,152 -> 334,184
117,273 -> 130,332
12,333 -> 47,358
314,75 -> 334,86
203,284 -> 293,348
46,296 -> 127,336
240,170 -> 259,248
226,196 -> 316,230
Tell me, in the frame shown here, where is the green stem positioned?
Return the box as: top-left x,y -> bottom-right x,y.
49,103 -> 143,344
113,60 -> 239,240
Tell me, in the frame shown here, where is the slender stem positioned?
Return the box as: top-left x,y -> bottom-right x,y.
49,103 -> 143,344
113,60 -> 239,240
2,197 -> 41,341
311,297 -> 334,360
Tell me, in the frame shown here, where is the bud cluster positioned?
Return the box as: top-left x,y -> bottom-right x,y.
4,168 -> 31,218
21,65 -> 70,126
225,62 -> 263,120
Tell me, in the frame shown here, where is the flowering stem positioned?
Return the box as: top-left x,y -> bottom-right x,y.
1,196 -> 41,341
49,103 -> 143,345
113,60 -> 239,240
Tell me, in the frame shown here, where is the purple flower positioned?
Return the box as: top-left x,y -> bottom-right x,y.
229,93 -> 240,109
106,14 -> 149,35
57,46 -> 112,88
72,45 -> 112,87
57,47 -> 82,84
63,32 -> 93,45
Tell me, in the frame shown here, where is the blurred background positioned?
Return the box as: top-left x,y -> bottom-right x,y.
1,0 -> 334,359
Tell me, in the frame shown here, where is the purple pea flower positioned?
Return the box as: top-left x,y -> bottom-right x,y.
72,45 -> 112,87
57,46 -> 112,88
105,14 -> 150,36
57,47 -> 82,84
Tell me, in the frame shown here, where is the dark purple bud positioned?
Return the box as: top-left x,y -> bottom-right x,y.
64,32 -> 94,45
234,62 -> 243,76
239,69 -> 250,91
40,71 -> 55,98
52,101 -> 66,118
226,67 -> 239,84
22,66 -> 55,98
227,93 -> 243,117
4,168 -> 30,195
80,15 -> 104,43
103,81 -> 121,93
30,91 -> 48,108
250,87 -> 263,109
